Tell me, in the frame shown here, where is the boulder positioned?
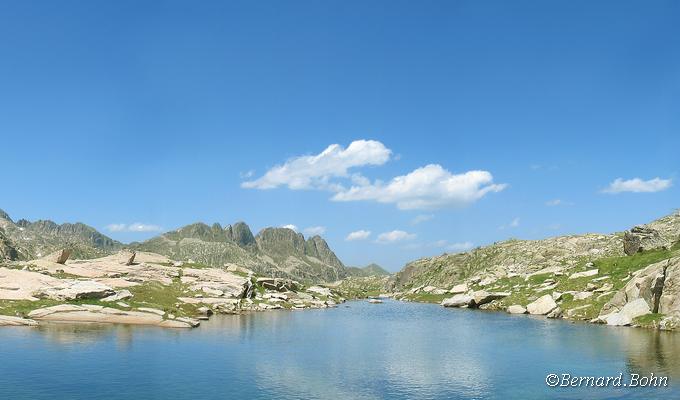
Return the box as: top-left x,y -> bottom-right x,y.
101,289 -> 133,302
472,290 -> 509,307
605,298 -> 651,326
547,307 -> 563,319
507,305 -> 527,314
118,249 -> 136,265
569,269 -> 599,280
526,294 -> 558,315
449,283 -> 468,294
573,291 -> 594,301
42,249 -> 71,264
624,226 -> 671,256
441,294 -> 474,308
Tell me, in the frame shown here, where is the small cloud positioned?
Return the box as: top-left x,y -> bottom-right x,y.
545,199 -> 574,207
602,177 -> 672,194
411,214 -> 434,225
303,226 -> 326,236
281,224 -> 298,232
429,239 -> 474,252
345,230 -> 371,241
239,170 -> 255,179
447,241 -> 474,252
105,223 -> 163,233
105,223 -> 127,232
499,217 -> 520,230
376,230 -> 416,243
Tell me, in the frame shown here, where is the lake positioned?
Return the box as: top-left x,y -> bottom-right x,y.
1,300 -> 679,399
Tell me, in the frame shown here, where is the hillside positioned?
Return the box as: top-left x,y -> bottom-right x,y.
0,209 -> 122,260
346,263 -> 391,277
133,223 -> 348,283
393,211 -> 680,290
390,210 -> 680,328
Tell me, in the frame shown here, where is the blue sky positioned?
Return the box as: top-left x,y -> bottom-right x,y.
1,1 -> 678,271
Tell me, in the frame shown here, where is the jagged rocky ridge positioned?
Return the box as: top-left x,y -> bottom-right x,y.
132,222 -> 347,283
0,209 -> 349,283
0,209 -> 122,261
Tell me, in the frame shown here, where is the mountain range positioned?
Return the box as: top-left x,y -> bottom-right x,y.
0,209 -> 388,283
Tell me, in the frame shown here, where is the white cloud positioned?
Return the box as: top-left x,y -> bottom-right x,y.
281,224 -> 298,232
411,214 -> 434,225
239,170 -> 255,179
499,217 -> 520,230
345,230 -> 371,241
105,223 -> 127,232
332,164 -> 507,210
545,199 -> 574,207
105,223 -> 163,233
602,177 -> 672,194
242,140 -> 391,190
303,226 -> 326,236
376,230 -> 416,243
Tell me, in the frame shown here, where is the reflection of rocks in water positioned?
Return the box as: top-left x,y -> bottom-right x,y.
622,328 -> 680,379
36,322 -> 117,346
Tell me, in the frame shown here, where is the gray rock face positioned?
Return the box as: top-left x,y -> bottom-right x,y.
526,295 -> 558,315
658,258 -> 680,315
624,226 -> 671,256
600,258 -> 671,316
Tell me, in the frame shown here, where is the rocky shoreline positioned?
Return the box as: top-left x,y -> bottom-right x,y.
386,223 -> 680,331
0,250 -> 346,329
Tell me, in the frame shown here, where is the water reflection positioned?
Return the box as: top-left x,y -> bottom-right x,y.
1,301 -> 679,400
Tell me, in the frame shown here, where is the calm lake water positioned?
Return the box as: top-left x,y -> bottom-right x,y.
1,300 -> 680,400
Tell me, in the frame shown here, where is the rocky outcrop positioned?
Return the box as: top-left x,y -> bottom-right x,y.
603,299 -> 651,326
624,226 -> 671,255
34,280 -> 115,301
27,304 -> 199,328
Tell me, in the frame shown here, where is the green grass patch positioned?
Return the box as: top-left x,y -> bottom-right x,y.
634,313 -> 665,327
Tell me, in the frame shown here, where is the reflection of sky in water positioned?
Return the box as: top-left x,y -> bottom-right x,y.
1,301 -> 680,399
